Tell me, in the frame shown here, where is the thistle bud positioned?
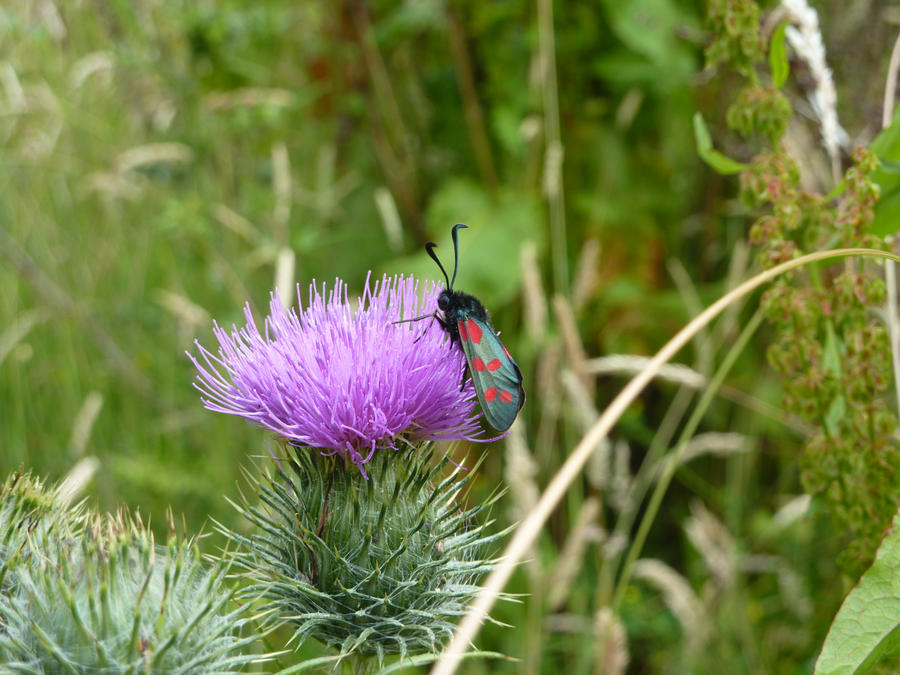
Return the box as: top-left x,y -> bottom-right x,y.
226,445 -> 503,663
0,507 -> 264,672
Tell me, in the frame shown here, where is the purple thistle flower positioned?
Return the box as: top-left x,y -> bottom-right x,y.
189,274 -> 485,473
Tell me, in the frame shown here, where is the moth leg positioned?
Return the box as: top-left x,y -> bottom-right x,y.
459,362 -> 470,392
412,312 -> 440,344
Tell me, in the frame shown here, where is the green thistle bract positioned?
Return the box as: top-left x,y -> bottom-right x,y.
0,470 -> 84,599
0,510 -> 262,673
226,445 -> 505,663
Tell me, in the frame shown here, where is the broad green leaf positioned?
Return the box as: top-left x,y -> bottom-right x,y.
815,504 -> 900,674
693,113 -> 749,175
877,159 -> 900,174
870,113 -> 900,237
599,0 -> 697,85
769,22 -> 789,89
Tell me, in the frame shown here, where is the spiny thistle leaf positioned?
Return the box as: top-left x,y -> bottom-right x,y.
223,444 -> 506,662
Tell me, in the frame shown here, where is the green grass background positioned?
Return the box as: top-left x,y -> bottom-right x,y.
1,1 -> 892,672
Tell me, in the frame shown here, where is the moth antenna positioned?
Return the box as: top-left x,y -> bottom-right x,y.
449,223 -> 468,289
425,242 -> 451,288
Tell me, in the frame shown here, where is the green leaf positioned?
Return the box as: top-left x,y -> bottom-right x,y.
769,22 -> 789,89
599,0 -> 697,84
693,113 -> 750,175
815,504 -> 900,674
870,114 -> 900,237
822,322 -> 845,435
823,321 -> 842,375
877,159 -> 900,174
825,178 -> 847,201
824,394 -> 845,437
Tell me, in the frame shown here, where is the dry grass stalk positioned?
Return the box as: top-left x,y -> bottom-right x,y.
593,607 -> 629,675
561,368 -> 598,430
586,354 -> 706,388
680,432 -> 749,464
771,494 -> 811,531
684,500 -> 736,587
535,341 -> 563,463
714,239 -> 751,345
504,421 -> 542,582
553,294 -> 592,394
374,187 -> 403,252
272,141 -> 291,241
561,369 -> 613,492
15,81 -> 62,159
56,456 -> 101,506
667,256 -> 713,374
0,62 -> 26,113
80,171 -> 143,200
116,142 -> 194,173
68,51 -> 113,91
203,87 -> 295,111
633,558 -> 707,648
520,241 -> 548,343
0,309 -> 46,367
546,497 -> 603,611
572,238 -> 601,312
504,421 -> 541,525
212,204 -> 263,244
275,247 -> 296,310
68,391 -> 104,458
154,290 -> 211,343
609,440 -> 631,511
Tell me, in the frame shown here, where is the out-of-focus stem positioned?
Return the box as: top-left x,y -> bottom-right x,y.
611,310 -> 763,613
350,1 -> 423,236
537,0 -> 568,295
446,9 -> 498,193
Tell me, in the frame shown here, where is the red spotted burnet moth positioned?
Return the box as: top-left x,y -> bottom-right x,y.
405,224 -> 525,432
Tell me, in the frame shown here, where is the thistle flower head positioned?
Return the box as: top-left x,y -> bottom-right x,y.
190,274 -> 483,473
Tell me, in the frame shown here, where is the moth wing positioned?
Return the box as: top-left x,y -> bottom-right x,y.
457,317 -> 525,432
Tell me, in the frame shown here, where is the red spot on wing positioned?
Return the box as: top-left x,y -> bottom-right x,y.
484,387 -> 497,402
467,319 -> 483,344
500,390 -> 514,403
487,358 -> 502,371
473,357 -> 486,371
457,320 -> 468,342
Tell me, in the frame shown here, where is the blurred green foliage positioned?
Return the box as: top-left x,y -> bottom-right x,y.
1,0 -> 895,671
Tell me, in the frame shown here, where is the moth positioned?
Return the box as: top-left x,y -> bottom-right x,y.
419,224 -> 525,432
